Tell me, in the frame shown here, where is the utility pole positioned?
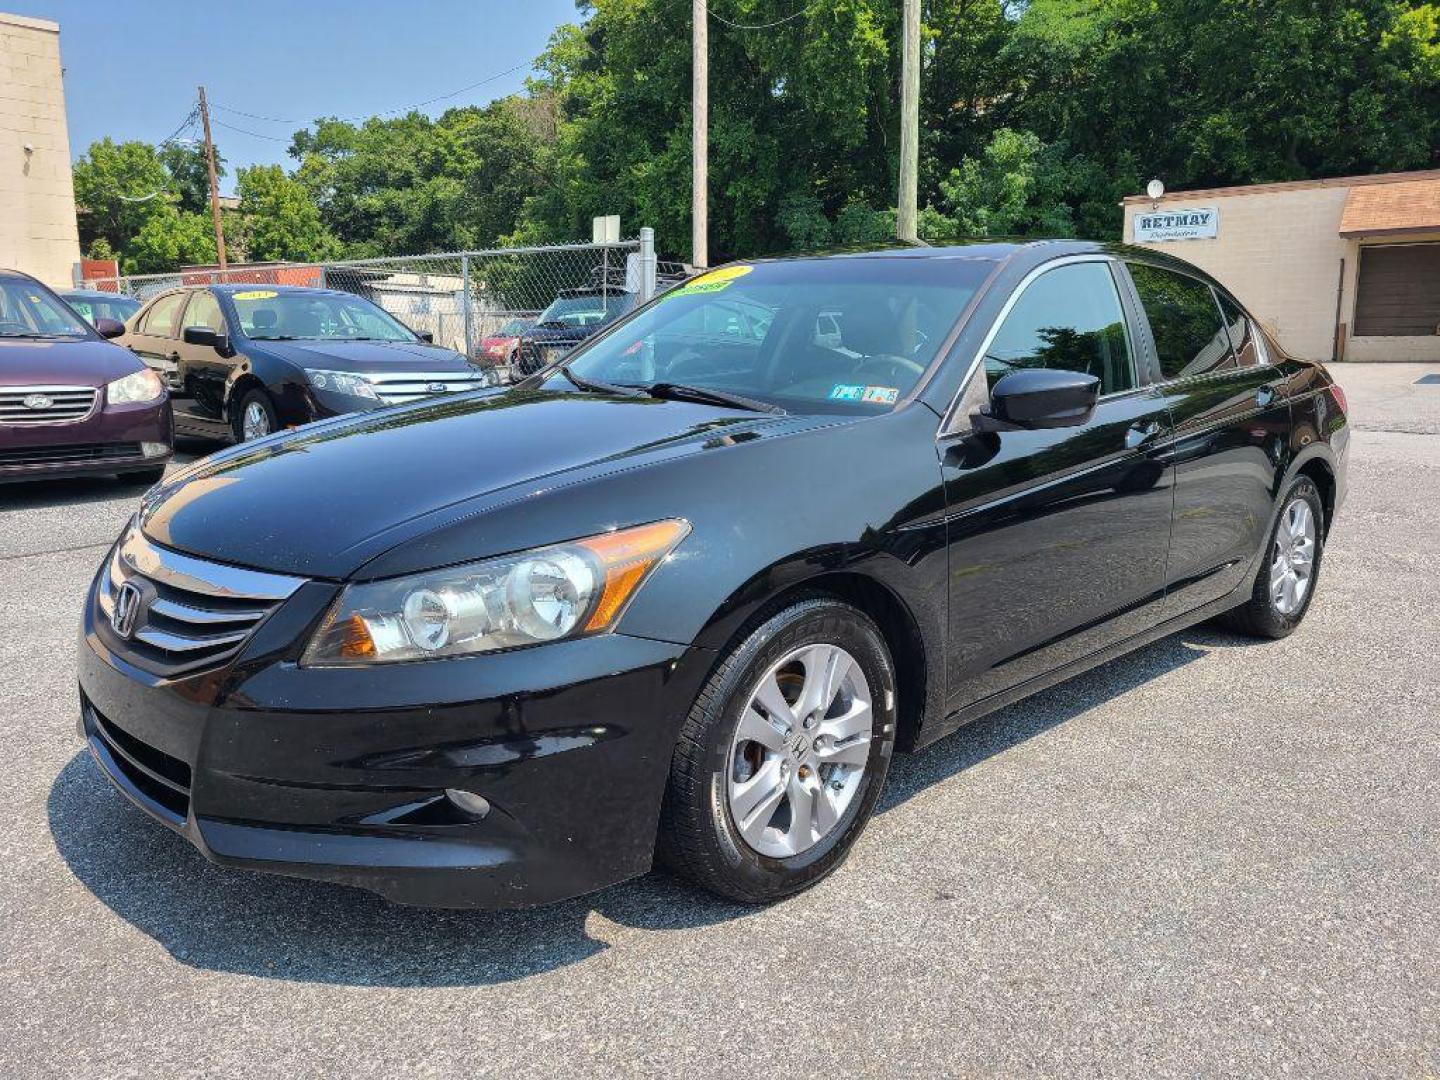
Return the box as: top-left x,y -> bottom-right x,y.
692,0 -> 708,269
896,0 -> 920,242
197,85 -> 228,270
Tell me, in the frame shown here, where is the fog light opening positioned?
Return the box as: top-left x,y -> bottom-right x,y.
445,788 -> 491,819
140,442 -> 168,458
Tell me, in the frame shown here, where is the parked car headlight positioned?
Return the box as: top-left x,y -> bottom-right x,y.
301,520 -> 690,666
106,368 -> 165,405
306,369 -> 378,399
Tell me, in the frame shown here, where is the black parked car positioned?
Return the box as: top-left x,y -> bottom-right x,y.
79,241 -> 1347,909
118,284 -> 492,442
513,286 -> 636,377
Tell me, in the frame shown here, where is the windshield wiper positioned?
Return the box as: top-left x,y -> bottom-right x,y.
248,334 -> 300,341
633,382 -> 786,415
558,365 -> 646,397
0,332 -> 85,340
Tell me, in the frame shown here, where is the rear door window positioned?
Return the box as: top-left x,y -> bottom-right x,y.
984,261 -> 1135,394
1128,264 -> 1236,380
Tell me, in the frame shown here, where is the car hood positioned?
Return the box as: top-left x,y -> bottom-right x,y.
250,338 -> 482,374
0,337 -> 140,387
140,388 -> 824,579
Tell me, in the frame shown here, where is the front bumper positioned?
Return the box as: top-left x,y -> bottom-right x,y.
0,397 -> 172,483
78,574 -> 707,909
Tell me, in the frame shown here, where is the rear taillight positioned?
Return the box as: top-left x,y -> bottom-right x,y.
1330,383 -> 1347,414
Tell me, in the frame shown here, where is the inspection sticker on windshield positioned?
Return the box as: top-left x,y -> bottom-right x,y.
672,265 -> 752,297
232,290 -> 278,301
863,386 -> 898,404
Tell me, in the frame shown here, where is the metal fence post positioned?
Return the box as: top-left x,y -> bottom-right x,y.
461,254 -> 473,358
639,228 -> 657,303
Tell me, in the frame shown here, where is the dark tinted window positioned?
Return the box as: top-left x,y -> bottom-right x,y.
562,258 -> 990,414
1128,264 -> 1235,380
984,262 -> 1134,394
141,293 -> 187,338
1215,290 -> 1260,367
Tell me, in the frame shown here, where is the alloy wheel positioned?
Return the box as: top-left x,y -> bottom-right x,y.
726,643 -> 872,859
1269,497 -> 1316,615
241,400 -> 272,441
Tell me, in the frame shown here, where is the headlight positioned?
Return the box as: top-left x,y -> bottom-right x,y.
306,369 -> 378,399
106,368 -> 165,405
301,519 -> 690,666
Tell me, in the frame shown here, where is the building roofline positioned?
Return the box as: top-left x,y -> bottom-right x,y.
1122,168 -> 1440,205
0,11 -> 60,33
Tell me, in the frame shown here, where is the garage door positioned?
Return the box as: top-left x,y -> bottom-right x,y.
1353,244 -> 1440,337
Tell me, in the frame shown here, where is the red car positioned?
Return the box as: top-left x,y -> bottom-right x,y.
477,316 -> 536,367
1,269 -> 172,485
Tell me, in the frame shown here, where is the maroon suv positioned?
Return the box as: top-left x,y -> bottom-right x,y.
1,270 -> 172,485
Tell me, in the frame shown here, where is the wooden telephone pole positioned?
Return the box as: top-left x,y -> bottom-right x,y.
197,85 -> 228,270
896,0 -> 920,242
692,0 -> 708,269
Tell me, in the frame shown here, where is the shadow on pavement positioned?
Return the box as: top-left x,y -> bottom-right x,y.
47,623 -> 1246,988
0,442 -> 204,512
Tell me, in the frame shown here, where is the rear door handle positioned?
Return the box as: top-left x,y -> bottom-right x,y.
167,351 -> 181,362
1125,420 -> 1162,449
1255,386 -> 1277,407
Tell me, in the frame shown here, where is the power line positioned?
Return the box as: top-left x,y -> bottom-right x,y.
211,117 -> 291,142
702,0 -> 825,31
210,59 -> 534,128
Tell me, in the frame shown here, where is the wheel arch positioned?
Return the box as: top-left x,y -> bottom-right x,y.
692,568 -> 937,754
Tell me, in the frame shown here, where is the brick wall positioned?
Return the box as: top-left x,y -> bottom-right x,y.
0,12 -> 82,288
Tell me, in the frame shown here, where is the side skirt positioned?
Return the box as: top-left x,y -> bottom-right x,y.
911,583 -> 1250,752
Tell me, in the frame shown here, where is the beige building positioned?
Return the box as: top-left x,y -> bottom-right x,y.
0,11 -> 81,287
1123,169 -> 1440,363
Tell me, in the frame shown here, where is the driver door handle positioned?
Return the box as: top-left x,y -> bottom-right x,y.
1125,419 -> 1162,450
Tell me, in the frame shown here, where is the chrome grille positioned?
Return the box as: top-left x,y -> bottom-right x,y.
0,385 -> 98,425
367,370 -> 490,406
97,527 -> 306,678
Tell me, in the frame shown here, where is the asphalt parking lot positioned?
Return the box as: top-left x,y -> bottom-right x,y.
2,368 -> 1436,1078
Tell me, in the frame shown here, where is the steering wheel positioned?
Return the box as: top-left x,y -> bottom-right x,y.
853,353 -> 926,383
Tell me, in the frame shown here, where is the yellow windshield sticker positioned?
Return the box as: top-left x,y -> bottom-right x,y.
672,264 -> 753,297
232,289 -> 278,301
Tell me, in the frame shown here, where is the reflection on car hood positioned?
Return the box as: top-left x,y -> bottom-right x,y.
140,388 -> 822,578
251,337 -> 482,374
0,337 -> 141,388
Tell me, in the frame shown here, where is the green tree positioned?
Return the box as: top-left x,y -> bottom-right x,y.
159,142 -> 224,215
72,138 -> 173,256
126,208 -> 217,273
233,164 -> 337,262
928,128 -> 1075,238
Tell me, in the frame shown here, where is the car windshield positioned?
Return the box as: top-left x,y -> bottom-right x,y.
553,257 -> 993,414
65,294 -> 140,326
229,290 -> 417,342
0,280 -> 90,339
536,293 -> 631,329
495,318 -> 533,336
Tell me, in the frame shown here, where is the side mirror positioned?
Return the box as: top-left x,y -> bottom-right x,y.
416,330 -> 434,343
976,369 -> 1099,431
95,317 -> 125,339
183,325 -> 218,347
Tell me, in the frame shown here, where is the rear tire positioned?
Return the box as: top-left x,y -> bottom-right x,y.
1219,476 -> 1325,639
659,598 -> 897,903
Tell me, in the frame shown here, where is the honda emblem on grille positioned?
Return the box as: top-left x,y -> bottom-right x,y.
111,581 -> 143,639
426,382 -> 448,393
22,394 -> 53,410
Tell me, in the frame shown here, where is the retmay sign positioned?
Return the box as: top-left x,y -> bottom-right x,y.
1133,206 -> 1219,242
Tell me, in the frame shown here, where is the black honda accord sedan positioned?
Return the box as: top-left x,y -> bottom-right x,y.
78,241 -> 1348,908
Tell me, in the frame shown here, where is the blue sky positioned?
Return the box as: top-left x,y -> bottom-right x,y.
12,0 -> 579,193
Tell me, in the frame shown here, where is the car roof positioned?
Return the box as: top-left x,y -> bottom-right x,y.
209,284 -> 352,299
62,288 -> 139,299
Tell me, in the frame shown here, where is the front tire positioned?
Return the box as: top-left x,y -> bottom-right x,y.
121,465 -> 166,486
659,598 -> 897,903
232,388 -> 278,442
1220,476 -> 1325,639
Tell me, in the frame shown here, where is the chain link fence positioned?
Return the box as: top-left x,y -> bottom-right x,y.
75,233 -> 673,380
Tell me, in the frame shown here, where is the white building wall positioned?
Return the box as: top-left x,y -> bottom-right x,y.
0,12 -> 81,287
